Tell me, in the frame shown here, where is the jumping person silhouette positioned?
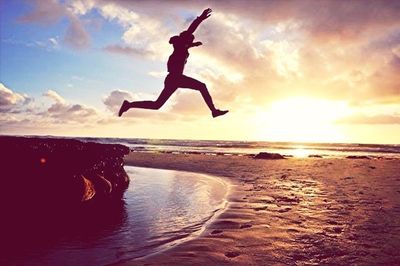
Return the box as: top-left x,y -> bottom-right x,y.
118,8 -> 228,118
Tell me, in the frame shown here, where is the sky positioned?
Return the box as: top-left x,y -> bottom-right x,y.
1,0 -> 399,144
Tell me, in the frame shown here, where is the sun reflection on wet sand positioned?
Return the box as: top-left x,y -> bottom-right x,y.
292,147 -> 311,158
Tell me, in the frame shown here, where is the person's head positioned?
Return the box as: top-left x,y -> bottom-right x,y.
169,31 -> 194,46
179,31 -> 195,43
169,35 -> 180,44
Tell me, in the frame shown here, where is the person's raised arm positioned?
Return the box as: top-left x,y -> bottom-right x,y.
186,8 -> 212,34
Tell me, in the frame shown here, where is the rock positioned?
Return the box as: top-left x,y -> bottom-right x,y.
0,136 -> 130,223
309,154 -> 323,158
210,229 -> 223,235
254,152 -> 285,160
240,223 -> 253,229
225,251 -> 240,258
346,155 -> 370,159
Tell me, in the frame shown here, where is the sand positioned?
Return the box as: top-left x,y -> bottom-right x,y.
123,152 -> 400,265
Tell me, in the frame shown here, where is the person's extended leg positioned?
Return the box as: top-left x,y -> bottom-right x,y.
178,75 -> 228,118
118,85 -> 177,116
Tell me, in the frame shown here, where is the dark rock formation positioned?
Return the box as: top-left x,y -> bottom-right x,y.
346,155 -> 370,159
0,136 -> 130,219
309,154 -> 323,158
254,152 -> 285,160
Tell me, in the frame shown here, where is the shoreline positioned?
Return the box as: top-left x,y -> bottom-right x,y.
127,166 -> 233,262
123,151 -> 400,265
130,149 -> 400,160
52,135 -> 400,159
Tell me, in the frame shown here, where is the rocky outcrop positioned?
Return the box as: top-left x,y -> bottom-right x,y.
1,136 -> 130,215
346,155 -> 370,159
309,154 -> 323,158
254,152 -> 285,160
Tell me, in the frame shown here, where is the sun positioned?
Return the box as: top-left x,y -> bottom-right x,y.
258,97 -> 350,143
292,147 -> 311,158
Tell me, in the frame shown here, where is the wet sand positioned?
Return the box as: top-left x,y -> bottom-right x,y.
123,152 -> 400,265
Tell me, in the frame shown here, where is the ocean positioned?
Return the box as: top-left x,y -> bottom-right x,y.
72,137 -> 400,158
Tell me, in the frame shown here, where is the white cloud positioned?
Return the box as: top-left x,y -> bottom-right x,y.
67,0 -> 95,16
148,71 -> 168,78
43,90 -> 98,122
48,37 -> 59,48
338,114 -> 400,125
98,3 -> 171,59
43,89 -> 66,104
0,83 -> 31,112
103,89 -> 133,112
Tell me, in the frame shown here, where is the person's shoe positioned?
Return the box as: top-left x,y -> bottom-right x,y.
212,109 -> 229,118
118,100 -> 129,117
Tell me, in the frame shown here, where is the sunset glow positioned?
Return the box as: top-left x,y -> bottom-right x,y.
260,97 -> 349,143
292,147 -> 311,158
1,1 -> 399,144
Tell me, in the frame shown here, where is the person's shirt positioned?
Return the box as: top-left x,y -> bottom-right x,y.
167,35 -> 191,74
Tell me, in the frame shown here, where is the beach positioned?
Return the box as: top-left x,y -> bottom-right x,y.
124,152 -> 400,265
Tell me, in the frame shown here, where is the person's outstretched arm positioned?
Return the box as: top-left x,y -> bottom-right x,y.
186,8 -> 212,34
188,41 -> 202,48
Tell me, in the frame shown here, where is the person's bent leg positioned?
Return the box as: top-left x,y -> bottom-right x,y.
118,86 -> 177,116
178,75 -> 217,112
178,75 -> 228,117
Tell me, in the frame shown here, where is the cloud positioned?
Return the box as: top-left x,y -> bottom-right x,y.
367,54 -> 400,101
43,89 -> 66,104
63,15 -> 91,49
169,90 -> 211,116
0,87 -> 104,135
43,90 -> 97,122
1,36 -> 61,51
103,89 -> 133,112
97,2 -> 171,59
96,1 -> 400,103
338,114 -> 400,125
19,0 -> 91,49
89,0 -> 400,43
18,0 -> 65,24
148,71 -> 168,78
103,44 -> 154,57
0,83 -> 31,112
14,0 -> 400,136
19,1 -> 400,105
